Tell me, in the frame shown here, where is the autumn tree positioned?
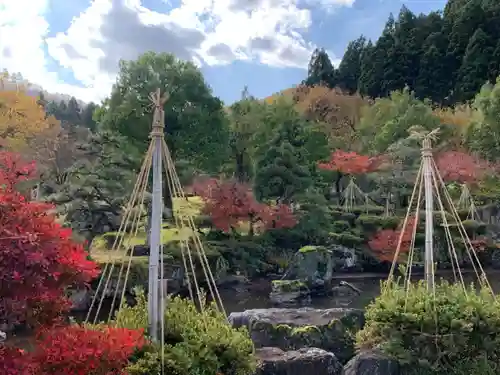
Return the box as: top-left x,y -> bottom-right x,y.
368,216 -> 417,262
435,150 -> 489,185
318,150 -> 381,199
292,85 -> 366,150
193,178 -> 296,235
0,152 -> 99,327
0,79 -> 59,154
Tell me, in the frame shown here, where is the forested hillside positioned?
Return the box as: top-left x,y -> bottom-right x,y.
305,0 -> 500,105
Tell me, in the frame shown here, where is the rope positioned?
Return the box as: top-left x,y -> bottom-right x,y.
388,161 -> 423,282
85,141 -> 154,324
162,140 -> 227,317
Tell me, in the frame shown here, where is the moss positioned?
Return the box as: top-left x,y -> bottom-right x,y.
275,324 -> 292,333
291,325 -> 321,335
299,245 -> 326,253
271,279 -> 307,292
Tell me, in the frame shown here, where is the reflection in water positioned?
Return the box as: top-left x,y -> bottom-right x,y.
218,270 -> 500,314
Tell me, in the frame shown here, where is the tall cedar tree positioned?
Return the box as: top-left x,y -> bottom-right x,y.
454,28 -> 494,102
336,36 -> 366,94
304,48 -> 337,88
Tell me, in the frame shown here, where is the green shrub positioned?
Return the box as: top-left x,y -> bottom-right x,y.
116,289 -> 256,375
332,220 -> 351,232
357,279 -> 500,374
356,215 -> 400,231
461,220 -> 486,236
329,232 -> 364,247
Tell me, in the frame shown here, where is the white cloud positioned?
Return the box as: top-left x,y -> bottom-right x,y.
0,0 -> 351,103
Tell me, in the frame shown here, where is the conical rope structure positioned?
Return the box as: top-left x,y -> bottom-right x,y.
342,177 -> 371,213
84,89 -> 226,371
457,183 -> 480,222
387,129 -> 493,299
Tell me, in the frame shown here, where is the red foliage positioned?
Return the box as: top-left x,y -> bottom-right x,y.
368,216 -> 418,262
0,345 -> 32,375
261,204 -> 297,230
192,178 -> 296,233
0,152 -> 99,327
318,150 -> 382,175
435,151 -> 489,185
28,325 -> 146,375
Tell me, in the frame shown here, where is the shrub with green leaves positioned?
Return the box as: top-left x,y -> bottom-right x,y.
357,279 -> 500,374
115,289 -> 256,375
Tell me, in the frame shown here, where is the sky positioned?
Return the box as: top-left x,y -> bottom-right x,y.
0,0 -> 448,105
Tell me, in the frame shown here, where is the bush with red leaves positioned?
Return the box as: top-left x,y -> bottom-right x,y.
0,345 -> 32,375
435,151 -> 489,185
192,178 -> 296,233
28,325 -> 147,375
0,152 -> 99,327
318,150 -> 382,175
368,217 -> 417,262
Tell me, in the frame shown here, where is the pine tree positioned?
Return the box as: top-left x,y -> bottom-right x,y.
254,121 -> 311,204
454,28 -> 493,102
336,36 -> 366,94
304,48 -> 336,88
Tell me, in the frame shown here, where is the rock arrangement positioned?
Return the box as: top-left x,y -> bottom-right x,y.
229,307 -> 400,375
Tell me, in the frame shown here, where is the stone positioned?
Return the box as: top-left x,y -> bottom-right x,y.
255,347 -> 343,375
69,288 -> 92,311
343,350 -> 401,375
269,279 -> 310,305
229,307 -> 365,364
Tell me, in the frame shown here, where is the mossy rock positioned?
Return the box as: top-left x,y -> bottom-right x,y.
271,279 -> 308,293
229,307 -> 365,364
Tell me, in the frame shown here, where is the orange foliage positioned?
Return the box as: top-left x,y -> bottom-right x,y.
264,85 -> 367,148
368,216 -> 417,262
318,150 -> 382,175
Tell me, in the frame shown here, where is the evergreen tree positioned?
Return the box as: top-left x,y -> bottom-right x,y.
415,32 -> 449,102
81,102 -> 98,131
304,48 -> 336,88
336,36 -> 366,94
254,121 -> 311,204
454,28 -> 493,102
358,40 -> 381,97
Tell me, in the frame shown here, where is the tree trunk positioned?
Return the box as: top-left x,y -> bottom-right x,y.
163,180 -> 173,220
235,152 -> 246,182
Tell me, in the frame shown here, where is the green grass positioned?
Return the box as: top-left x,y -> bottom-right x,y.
91,197 -> 204,265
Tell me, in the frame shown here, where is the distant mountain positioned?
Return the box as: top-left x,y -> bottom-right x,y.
0,74 -> 87,106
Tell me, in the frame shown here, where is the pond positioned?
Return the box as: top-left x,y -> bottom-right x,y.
217,270 -> 500,314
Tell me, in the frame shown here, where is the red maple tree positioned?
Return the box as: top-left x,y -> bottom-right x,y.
0,152 -> 99,327
318,150 -> 382,175
435,151 -> 489,185
368,216 -> 417,262
192,178 -> 296,233
28,325 -> 146,375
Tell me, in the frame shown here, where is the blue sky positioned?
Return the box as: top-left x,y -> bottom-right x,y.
0,0 -> 447,104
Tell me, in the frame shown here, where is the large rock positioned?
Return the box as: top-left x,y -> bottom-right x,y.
229,307 -> 365,363
343,350 -> 401,375
255,347 -> 343,375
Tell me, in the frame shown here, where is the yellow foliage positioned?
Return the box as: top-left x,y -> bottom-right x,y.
0,85 -> 59,153
433,105 -> 475,148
